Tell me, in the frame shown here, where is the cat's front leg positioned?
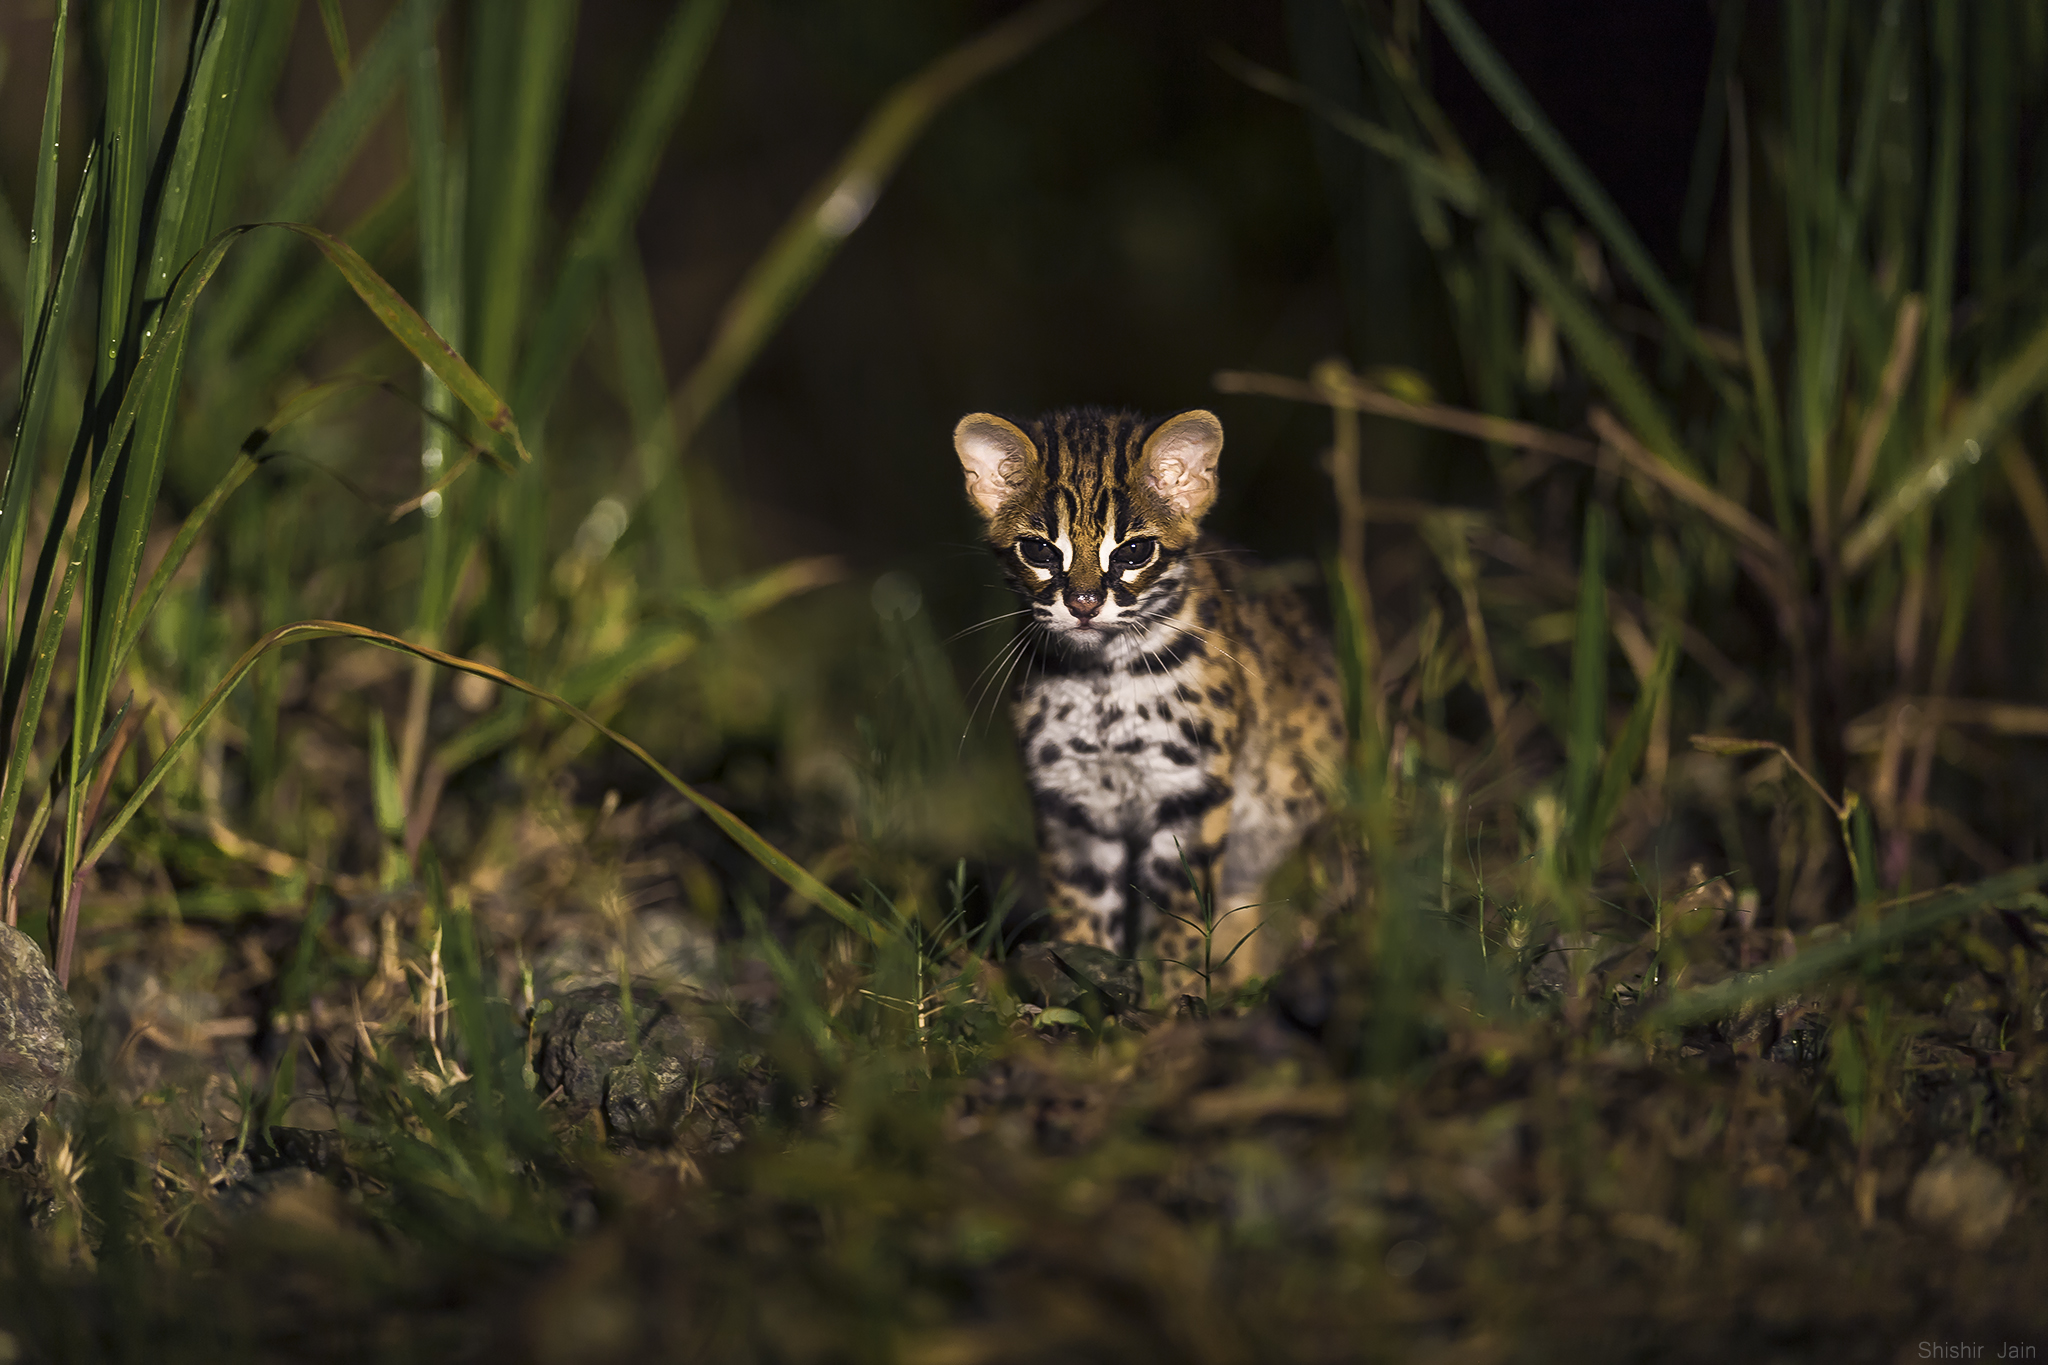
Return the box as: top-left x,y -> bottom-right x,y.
1134,774 -> 1239,999
1030,786 -> 1129,951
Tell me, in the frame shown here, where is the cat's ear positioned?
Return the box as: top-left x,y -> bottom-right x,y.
1140,410 -> 1224,521
953,413 -> 1038,520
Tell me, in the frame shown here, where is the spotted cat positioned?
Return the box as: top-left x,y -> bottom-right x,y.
953,405 -> 1344,993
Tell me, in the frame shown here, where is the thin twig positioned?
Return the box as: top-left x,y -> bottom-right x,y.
1218,367 -> 1597,461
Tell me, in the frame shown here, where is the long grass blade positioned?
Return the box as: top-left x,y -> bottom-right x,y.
1422,0 -> 1739,403
669,0 -> 1098,450
468,0 -> 579,681
2,143 -> 101,667
81,622 -> 880,938
1725,80 -> 1793,542
1564,503 -> 1608,859
515,0 -> 725,425
21,0 -> 68,338
200,0 -> 443,356
1493,216 -> 1699,479
114,376 -> 385,675
469,0 -> 579,396
1840,310 -> 2048,574
1919,0 -> 1964,446
287,223 -> 530,459
1647,863 -> 2048,1027
316,0 -> 352,82
1677,0 -> 1743,270
3,214 -> 523,867
93,0 -> 159,397
1800,0 -> 1904,556
89,0 -> 246,719
1584,634 -> 1678,872
1213,51 -> 1485,215
209,178 -> 416,429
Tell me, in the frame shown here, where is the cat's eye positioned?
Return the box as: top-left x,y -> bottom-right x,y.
1109,537 -> 1156,569
1015,537 -> 1060,569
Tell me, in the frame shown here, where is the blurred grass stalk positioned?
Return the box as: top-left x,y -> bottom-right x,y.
1225,0 -> 2048,1010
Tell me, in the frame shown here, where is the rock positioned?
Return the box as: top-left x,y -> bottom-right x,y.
1009,942 -> 1141,1014
532,984 -> 747,1148
214,1126 -> 356,1213
1907,1150 -> 2015,1249
244,1125 -> 350,1180
1268,945 -> 1341,1036
0,925 -> 79,1151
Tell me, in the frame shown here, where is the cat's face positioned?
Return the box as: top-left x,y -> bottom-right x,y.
953,407 -> 1223,649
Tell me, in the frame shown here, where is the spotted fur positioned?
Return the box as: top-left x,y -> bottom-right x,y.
954,405 -> 1344,993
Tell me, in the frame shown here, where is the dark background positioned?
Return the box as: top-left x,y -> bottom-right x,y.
570,0 -> 1718,578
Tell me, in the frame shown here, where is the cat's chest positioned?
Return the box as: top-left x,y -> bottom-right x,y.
1017,665 -> 1220,815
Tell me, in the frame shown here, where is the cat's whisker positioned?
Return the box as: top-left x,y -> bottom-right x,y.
982,633 -> 1038,739
941,608 -> 1033,646
1166,618 -> 1262,683
961,626 -> 1035,716
959,630 -> 1036,752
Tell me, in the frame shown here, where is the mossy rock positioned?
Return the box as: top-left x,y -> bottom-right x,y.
0,925 -> 79,1152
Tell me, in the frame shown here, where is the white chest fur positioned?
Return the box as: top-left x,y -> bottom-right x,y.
1017,654 -> 1219,836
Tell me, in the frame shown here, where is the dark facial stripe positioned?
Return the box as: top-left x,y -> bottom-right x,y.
992,406 -> 1210,626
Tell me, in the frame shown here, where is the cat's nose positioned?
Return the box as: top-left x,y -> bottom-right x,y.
1066,587 -> 1105,619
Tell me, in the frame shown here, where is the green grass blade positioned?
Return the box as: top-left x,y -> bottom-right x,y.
316,0 -> 352,81
9,216 -> 526,827
71,222 -> 524,553
669,0 -> 1098,450
0,514 -> 82,887
464,0 -> 578,682
115,376 -> 383,674
279,224 -> 530,461
1422,0 -> 1738,403
200,0 -> 442,356
1840,310 -> 2048,573
203,178 -> 415,436
608,248 -> 693,576
393,1 -> 461,816
1584,634 -> 1677,873
514,0 -> 725,425
93,0 -> 160,397
1564,503 -> 1608,862
1678,0 -> 1743,269
1725,81 -> 1794,542
81,621 -> 882,938
3,143 -> 101,662
468,0 -> 578,396
1919,0 -> 1964,445
1492,213 -> 1699,478
21,0 -> 68,337
54,0 -> 154,927
144,0 -> 244,295
1214,52 -> 1485,216
1326,550 -> 1381,789
208,0 -> 298,237
88,0 -> 246,720
1801,0 -> 1903,553
1647,862 -> 2048,1027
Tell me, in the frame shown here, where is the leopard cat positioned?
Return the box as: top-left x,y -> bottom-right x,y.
953,405 -> 1344,994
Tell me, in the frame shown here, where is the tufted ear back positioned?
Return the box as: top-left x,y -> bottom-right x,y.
1139,409 -> 1224,522
953,413 -> 1039,521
